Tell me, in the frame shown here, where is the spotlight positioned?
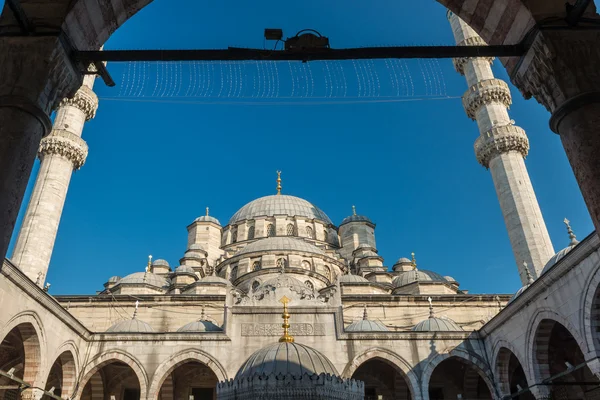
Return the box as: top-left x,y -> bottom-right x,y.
285,29 -> 329,51
264,29 -> 283,41
565,361 -> 574,370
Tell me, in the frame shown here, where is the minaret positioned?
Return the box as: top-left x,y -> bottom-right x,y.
11,74 -> 98,286
448,12 -> 555,285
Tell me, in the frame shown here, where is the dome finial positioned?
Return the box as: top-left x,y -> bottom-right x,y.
363,304 -> 368,320
564,218 -> 579,246
411,252 -> 417,269
427,297 -> 434,318
523,261 -> 534,284
276,171 -> 282,195
206,207 -> 210,217
279,296 -> 294,343
200,304 -> 206,321
146,255 -> 152,273
133,300 -> 140,319
352,205 -> 357,216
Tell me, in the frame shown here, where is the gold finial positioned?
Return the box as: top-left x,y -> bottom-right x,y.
352,205 -> 357,216
279,296 -> 294,343
276,171 -> 282,195
411,252 -> 417,269
564,218 -> 579,246
206,207 -> 209,217
523,261 -> 534,284
427,297 -> 434,318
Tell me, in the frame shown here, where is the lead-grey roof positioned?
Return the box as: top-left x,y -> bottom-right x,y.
229,195 -> 332,225
194,215 -> 221,225
235,342 -> 338,379
345,320 -> 389,332
177,320 -> 222,332
340,214 -> 373,225
152,259 -> 170,267
200,276 -> 231,285
339,274 -> 369,283
509,284 -> 531,303
542,244 -> 577,275
392,270 -> 449,288
412,317 -> 463,332
235,237 -> 326,257
106,318 -> 155,333
118,272 -> 170,288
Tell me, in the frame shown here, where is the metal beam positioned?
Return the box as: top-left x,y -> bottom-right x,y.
75,44 -> 526,63
5,0 -> 33,34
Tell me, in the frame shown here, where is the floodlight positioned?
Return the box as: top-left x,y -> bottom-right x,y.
264,29 -> 283,41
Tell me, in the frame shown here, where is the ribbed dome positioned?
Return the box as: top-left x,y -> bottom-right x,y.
195,215 -> 221,225
152,259 -> 170,267
392,270 -> 448,288
118,272 -> 169,288
340,214 -> 372,225
412,317 -> 463,332
107,318 -> 155,333
177,320 -> 222,332
339,274 -> 369,283
509,284 -> 531,303
346,320 -> 389,332
107,276 -> 121,283
394,257 -> 411,265
235,237 -> 325,257
542,244 -> 577,275
229,195 -> 332,225
235,342 -> 337,380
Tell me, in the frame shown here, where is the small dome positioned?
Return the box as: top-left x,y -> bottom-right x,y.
235,342 -> 337,380
392,270 -> 448,288
118,272 -> 169,288
188,243 -> 207,252
107,276 -> 121,283
175,265 -> 197,276
542,244 -> 577,275
341,214 -> 373,225
444,276 -> 458,283
229,195 -> 332,225
346,320 -> 389,332
177,320 -> 222,332
235,237 -> 325,257
509,284 -> 531,303
107,318 -> 155,333
200,276 -> 231,285
339,274 -> 369,283
394,257 -> 411,265
195,215 -> 221,225
152,259 -> 169,267
412,317 -> 463,332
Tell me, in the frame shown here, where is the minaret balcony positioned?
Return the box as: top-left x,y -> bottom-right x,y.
474,125 -> 529,168
39,129 -> 88,169
462,78 -> 512,120
58,84 -> 99,121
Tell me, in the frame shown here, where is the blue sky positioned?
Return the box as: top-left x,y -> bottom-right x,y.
8,0 -> 593,295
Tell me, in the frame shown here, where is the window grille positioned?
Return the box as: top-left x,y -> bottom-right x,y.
287,223 -> 296,236
252,280 -> 260,291
267,224 -> 275,237
276,258 -> 287,269
306,226 -> 315,239
247,225 -> 255,240
301,260 -> 311,270
252,261 -> 261,271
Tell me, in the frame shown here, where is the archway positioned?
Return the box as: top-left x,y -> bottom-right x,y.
427,356 -> 493,400
496,347 -> 533,399
0,323 -> 41,400
351,358 -> 412,400
43,351 -> 77,400
80,361 -> 142,400
533,319 -> 600,399
157,361 -> 218,400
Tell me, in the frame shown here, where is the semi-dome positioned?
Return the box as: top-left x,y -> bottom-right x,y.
235,237 -> 326,257
392,270 -> 448,288
235,342 -> 337,380
118,272 -> 169,288
412,316 -> 463,332
107,318 -> 155,333
195,215 -> 221,225
177,320 -> 222,332
229,195 -> 332,225
339,274 -> 369,283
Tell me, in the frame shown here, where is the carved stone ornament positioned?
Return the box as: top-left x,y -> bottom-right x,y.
462,78 -> 512,120
452,37 -> 494,76
39,129 -> 88,169
59,85 -> 99,120
474,125 -> 530,168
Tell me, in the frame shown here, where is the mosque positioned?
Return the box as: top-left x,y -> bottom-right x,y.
2,11 -> 600,400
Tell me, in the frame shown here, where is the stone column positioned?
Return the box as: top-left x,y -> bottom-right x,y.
0,37 -> 81,264
11,75 -> 97,285
513,29 -> 600,235
448,13 -> 555,284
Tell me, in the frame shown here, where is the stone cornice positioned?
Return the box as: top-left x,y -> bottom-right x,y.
1,259 -> 91,339
39,129 -> 88,169
479,232 -> 599,337
58,85 -> 98,120
92,332 -> 232,341
462,78 -> 512,120
474,125 -> 530,168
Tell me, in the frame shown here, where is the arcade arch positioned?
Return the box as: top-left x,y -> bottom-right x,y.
0,323 -> 41,400
495,347 -> 533,399
351,358 -> 413,400
80,361 -> 142,400
424,355 -> 494,400
43,351 -> 77,400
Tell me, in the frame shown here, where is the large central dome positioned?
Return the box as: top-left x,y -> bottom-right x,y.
228,195 -> 332,225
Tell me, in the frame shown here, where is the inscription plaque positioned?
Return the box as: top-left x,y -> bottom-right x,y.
241,323 -> 325,336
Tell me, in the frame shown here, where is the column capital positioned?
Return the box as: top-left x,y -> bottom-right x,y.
59,85 -> 99,121
513,29 -> 600,131
474,125 -> 529,168
462,78 -> 512,120
39,130 -> 88,169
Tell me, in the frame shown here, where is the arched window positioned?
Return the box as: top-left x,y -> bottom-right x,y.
247,225 -> 255,240
287,223 -> 296,236
252,261 -> 261,271
230,266 -> 238,280
276,258 -> 287,269
231,229 -> 238,243
305,281 -> 314,290
323,230 -> 329,242
301,260 -> 311,270
306,226 -> 315,239
252,280 -> 260,291
324,265 -> 331,281
267,224 -> 275,237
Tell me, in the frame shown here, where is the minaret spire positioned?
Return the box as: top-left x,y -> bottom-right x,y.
447,12 -> 554,285
427,297 -> 434,318
564,218 -> 579,246
276,171 -> 282,195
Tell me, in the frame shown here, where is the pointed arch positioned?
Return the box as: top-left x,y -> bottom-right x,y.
146,349 -> 227,400
491,339 -> 531,397
582,261 -> 600,359
45,346 -> 78,399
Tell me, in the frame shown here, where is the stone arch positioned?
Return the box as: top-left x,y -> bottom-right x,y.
74,350 -> 148,399
492,341 -> 532,398
582,261 -> 600,359
146,349 -> 227,400
421,350 -> 496,399
0,312 -> 45,387
526,309 -> 588,382
44,349 -> 77,399
341,347 -> 421,400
